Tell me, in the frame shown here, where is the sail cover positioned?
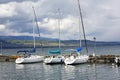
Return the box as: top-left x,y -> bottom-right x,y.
49,49 -> 61,54
76,47 -> 82,52
17,48 -> 36,53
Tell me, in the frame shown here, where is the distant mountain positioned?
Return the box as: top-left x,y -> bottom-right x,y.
0,36 -> 58,41
0,36 -> 120,48
0,36 -> 58,48
61,40 -> 120,46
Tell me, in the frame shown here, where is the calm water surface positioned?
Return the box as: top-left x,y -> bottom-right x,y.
0,46 -> 120,80
2,45 -> 120,55
0,62 -> 120,80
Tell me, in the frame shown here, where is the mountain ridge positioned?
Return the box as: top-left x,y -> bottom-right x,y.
0,36 -> 120,48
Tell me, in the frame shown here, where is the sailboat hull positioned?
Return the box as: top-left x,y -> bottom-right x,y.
64,55 -> 89,65
15,55 -> 44,64
44,56 -> 64,64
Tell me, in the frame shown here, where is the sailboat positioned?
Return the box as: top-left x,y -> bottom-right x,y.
44,9 -> 64,64
15,7 -> 44,64
64,0 -> 89,65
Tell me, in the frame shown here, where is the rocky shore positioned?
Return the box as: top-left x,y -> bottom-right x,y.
88,55 -> 119,63
0,55 -> 18,62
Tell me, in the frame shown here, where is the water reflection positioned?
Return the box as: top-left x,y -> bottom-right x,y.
15,64 -> 24,70
92,64 -> 98,80
63,65 -> 76,80
15,63 -> 45,80
78,64 -> 89,80
43,64 -> 62,80
111,64 -> 120,80
63,64 -> 90,80
0,62 -> 120,80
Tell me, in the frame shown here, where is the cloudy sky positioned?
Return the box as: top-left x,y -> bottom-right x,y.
0,0 -> 120,41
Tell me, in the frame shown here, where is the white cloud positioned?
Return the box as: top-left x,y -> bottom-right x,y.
0,4 -> 17,18
38,18 -> 57,31
0,24 -> 5,30
38,15 -> 80,40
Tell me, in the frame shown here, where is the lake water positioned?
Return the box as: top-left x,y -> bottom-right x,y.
2,45 -> 120,55
0,62 -> 120,80
0,46 -> 120,80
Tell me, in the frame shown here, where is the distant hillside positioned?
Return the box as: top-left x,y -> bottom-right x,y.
0,36 -> 57,48
0,36 -> 58,41
0,36 -> 120,48
61,40 -> 120,46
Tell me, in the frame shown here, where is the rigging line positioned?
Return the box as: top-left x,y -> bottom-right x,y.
77,0 -> 89,54
32,6 -> 43,48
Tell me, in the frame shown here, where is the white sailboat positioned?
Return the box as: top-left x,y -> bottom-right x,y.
15,6 -> 44,64
15,54 -> 44,64
44,55 -> 64,64
64,53 -> 88,65
44,9 -> 64,64
64,0 -> 89,65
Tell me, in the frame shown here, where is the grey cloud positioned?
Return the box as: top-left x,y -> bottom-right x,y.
1,0 -> 120,41
0,0 -> 39,4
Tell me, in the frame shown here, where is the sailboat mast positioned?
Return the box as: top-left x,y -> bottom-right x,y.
58,8 -> 61,49
78,8 -> 82,48
77,0 -> 88,54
